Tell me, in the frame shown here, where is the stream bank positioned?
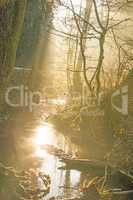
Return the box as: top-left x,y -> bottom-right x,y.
0,101 -> 132,200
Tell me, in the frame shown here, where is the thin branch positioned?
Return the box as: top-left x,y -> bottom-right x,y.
69,0 -> 92,91
69,0 -> 82,34
57,0 -> 101,34
49,25 -> 99,40
67,66 -> 96,73
108,18 -> 130,30
105,0 -> 110,28
93,0 -> 105,30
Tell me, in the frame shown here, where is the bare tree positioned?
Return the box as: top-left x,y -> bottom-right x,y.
73,0 -> 93,93
53,0 -> 130,101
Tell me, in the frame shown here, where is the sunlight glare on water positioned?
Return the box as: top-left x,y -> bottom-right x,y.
30,122 -> 82,198
33,123 -> 57,146
34,147 -> 48,158
32,123 -> 57,158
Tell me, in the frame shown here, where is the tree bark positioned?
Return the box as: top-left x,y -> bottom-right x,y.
0,0 -> 27,110
0,0 -> 15,7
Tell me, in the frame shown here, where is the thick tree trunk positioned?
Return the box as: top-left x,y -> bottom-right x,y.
0,0 -> 27,110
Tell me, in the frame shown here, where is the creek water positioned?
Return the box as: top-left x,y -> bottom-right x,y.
0,100 -> 86,200
30,122 -> 82,200
0,99 -> 110,199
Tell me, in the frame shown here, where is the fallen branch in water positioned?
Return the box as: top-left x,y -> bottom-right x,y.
100,188 -> 133,197
41,145 -> 133,199
110,189 -> 133,195
42,144 -> 74,160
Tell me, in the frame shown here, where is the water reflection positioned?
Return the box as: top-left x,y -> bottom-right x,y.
34,147 -> 47,158
33,123 -> 57,146
30,122 -> 82,199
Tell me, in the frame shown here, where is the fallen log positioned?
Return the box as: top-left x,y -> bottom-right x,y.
100,189 -> 133,199
60,158 -> 105,167
109,189 -> 133,195
41,145 -> 133,191
42,145 -> 105,171
59,158 -> 106,175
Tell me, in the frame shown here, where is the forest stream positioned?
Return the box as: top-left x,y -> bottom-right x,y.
1,1 -> 133,199
0,100 -> 91,200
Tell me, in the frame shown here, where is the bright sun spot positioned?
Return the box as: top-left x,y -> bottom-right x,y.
32,123 -> 57,158
33,124 -> 56,147
34,147 -> 47,158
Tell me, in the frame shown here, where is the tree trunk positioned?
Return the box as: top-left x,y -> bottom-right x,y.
73,0 -> 93,93
0,0 -> 27,110
0,0 -> 15,7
